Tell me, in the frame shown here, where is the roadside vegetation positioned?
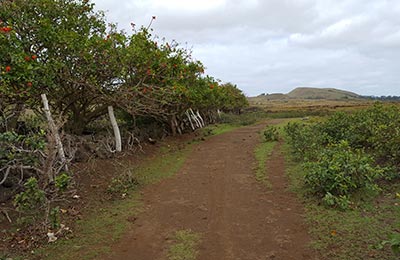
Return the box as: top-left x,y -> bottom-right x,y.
0,0 -> 248,256
24,142 -> 191,260
283,103 -> 400,259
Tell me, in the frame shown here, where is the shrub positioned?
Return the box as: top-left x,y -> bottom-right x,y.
0,130 -> 46,170
263,126 -> 279,142
303,141 -> 382,209
14,177 -> 46,212
55,172 -> 71,192
284,122 -> 325,161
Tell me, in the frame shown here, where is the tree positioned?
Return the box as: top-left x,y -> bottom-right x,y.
0,0 -> 123,134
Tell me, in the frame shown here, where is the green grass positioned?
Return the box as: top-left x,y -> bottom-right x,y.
201,123 -> 239,137
167,229 -> 201,260
282,140 -> 400,260
253,121 -> 290,188
254,140 -> 276,188
31,144 -> 193,260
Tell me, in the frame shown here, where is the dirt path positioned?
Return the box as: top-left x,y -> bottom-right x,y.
101,121 -> 316,260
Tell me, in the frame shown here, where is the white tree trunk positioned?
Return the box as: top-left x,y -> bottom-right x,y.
196,110 -> 205,127
217,109 -> 222,118
190,108 -> 201,128
186,110 -> 195,130
108,106 -> 122,152
173,115 -> 182,135
41,94 -> 68,176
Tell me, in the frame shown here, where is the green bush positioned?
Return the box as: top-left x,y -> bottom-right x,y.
55,172 -> 71,192
14,177 -> 46,212
303,141 -> 382,209
284,122 -> 326,161
263,126 -> 279,142
49,206 -> 61,229
285,103 -> 400,177
0,130 -> 46,169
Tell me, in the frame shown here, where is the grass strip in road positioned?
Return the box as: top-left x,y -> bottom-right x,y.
168,229 -> 201,260
34,145 -> 193,260
253,121 -> 290,188
254,140 -> 276,188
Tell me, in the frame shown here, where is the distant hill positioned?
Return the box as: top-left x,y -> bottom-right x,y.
250,87 -> 361,101
287,87 -> 360,100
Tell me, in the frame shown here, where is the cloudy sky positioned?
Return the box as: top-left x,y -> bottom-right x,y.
94,0 -> 400,96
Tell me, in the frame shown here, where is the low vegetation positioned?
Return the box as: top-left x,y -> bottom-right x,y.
253,124 -> 282,187
167,229 -> 201,260
283,103 -> 400,259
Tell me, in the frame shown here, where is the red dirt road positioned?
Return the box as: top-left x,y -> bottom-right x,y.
101,122 -> 316,260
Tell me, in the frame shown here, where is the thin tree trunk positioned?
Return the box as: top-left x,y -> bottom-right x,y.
190,108 -> 201,128
41,94 -> 68,180
175,119 -> 182,135
186,110 -> 195,130
108,106 -> 122,152
170,115 -> 177,136
196,110 -> 205,127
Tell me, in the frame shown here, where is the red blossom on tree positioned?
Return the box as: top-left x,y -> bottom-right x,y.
0,26 -> 12,33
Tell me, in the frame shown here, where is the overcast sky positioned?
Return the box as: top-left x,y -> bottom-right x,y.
94,0 -> 400,96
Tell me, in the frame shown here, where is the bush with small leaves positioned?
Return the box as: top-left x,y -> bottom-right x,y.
14,177 -> 45,212
55,172 -> 71,192
263,126 -> 279,142
303,141 -> 382,209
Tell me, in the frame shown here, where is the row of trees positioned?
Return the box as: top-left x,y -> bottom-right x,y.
0,0 -> 248,136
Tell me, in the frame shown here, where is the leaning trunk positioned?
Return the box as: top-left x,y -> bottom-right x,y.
41,94 -> 68,181
108,106 -> 122,152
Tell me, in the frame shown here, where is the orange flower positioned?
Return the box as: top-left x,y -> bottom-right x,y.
0,27 -> 12,33
5,66 -> 11,72
24,56 -> 31,61
26,82 -> 32,87
31,55 -> 37,60
330,230 -> 337,236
